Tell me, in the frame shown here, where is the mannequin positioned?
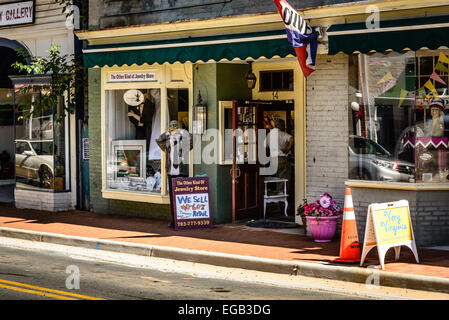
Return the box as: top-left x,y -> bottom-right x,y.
156,120 -> 193,228
127,90 -> 155,149
425,100 -> 445,137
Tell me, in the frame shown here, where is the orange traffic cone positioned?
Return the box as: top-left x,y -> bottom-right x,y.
333,187 -> 361,263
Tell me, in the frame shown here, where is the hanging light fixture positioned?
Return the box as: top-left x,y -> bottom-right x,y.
193,90 -> 207,134
246,61 -> 257,89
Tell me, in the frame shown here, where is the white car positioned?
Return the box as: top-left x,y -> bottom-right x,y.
349,135 -> 415,182
15,140 -> 54,188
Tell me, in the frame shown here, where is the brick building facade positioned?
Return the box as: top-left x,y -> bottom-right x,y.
77,0 -> 449,246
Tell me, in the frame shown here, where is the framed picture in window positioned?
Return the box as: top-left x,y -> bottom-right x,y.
111,140 -> 146,181
262,110 -> 287,129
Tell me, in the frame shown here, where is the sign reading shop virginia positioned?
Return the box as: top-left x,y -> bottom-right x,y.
0,1 -> 34,27
171,176 -> 213,231
108,72 -> 156,83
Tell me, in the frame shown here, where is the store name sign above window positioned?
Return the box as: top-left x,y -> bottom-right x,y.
108,72 -> 156,83
0,1 -> 34,27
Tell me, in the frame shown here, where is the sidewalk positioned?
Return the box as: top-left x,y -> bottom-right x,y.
0,206 -> 449,292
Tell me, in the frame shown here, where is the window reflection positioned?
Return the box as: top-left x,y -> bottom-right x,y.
349,51 -> 449,183
14,84 -> 68,191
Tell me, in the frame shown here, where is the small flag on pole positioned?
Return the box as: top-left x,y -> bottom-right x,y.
273,0 -> 318,77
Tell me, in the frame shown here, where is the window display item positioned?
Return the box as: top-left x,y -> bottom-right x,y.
156,120 -> 193,176
425,100 -> 445,137
123,89 -> 144,106
111,140 -> 146,181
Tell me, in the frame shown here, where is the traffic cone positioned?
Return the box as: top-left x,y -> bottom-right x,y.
332,187 -> 361,263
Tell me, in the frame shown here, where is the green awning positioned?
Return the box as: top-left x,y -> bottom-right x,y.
327,15 -> 449,55
83,30 -> 296,68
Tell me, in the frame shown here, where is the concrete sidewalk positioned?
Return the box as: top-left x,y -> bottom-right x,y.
0,207 -> 449,294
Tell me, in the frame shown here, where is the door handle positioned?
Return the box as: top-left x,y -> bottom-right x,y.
231,166 -> 241,183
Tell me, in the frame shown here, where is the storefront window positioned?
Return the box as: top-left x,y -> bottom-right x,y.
105,87 -> 190,195
14,84 -> 69,191
349,50 -> 449,183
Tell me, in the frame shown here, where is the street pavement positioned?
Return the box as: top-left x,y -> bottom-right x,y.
0,207 -> 448,296
0,245 -> 365,300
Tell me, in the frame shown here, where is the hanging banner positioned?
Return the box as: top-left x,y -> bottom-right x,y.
273,0 -> 318,77
382,79 -> 397,93
424,80 -> 439,99
435,62 -> 449,73
377,72 -> 394,85
0,1 -> 34,27
430,71 -> 447,85
172,176 -> 213,231
398,89 -> 409,108
438,52 -> 449,65
360,200 -> 419,270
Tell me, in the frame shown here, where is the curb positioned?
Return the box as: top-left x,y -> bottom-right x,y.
1,227 -> 449,294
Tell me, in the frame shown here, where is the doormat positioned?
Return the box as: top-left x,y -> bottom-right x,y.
246,219 -> 300,229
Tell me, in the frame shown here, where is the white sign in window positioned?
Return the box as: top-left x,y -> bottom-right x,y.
108,72 -> 156,83
0,1 -> 34,27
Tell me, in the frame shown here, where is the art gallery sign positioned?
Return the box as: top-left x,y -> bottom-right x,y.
0,1 -> 35,28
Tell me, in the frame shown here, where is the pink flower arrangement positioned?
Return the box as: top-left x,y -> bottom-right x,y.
296,193 -> 343,218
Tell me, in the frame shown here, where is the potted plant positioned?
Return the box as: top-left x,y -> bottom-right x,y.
299,193 -> 343,242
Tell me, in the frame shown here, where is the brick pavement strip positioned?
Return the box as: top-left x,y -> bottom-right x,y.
0,208 -> 449,294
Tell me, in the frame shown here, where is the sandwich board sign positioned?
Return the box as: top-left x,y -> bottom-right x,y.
360,200 -> 419,270
171,176 -> 213,231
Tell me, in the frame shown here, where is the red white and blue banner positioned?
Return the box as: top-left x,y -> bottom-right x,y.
273,0 -> 318,77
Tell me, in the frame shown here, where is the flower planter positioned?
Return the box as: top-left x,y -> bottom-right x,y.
306,216 -> 341,242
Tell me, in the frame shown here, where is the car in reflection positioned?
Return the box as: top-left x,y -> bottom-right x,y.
15,140 -> 54,188
348,135 -> 415,182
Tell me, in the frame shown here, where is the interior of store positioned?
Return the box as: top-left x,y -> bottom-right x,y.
0,45 -> 26,203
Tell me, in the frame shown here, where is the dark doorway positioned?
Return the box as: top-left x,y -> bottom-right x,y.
0,44 -> 27,204
231,100 -> 295,223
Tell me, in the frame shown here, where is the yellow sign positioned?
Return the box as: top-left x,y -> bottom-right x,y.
360,200 -> 419,270
373,206 -> 412,245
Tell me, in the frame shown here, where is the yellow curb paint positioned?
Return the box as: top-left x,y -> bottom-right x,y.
0,279 -> 105,300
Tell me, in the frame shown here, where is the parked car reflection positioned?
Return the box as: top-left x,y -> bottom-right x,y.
348,135 -> 414,182
15,140 -> 54,189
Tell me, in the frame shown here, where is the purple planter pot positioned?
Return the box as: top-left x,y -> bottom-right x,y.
306,215 -> 341,242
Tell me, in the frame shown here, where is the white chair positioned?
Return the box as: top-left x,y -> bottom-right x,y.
263,177 -> 288,219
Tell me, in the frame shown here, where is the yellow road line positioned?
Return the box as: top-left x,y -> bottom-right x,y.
0,279 -> 105,300
0,283 -> 78,300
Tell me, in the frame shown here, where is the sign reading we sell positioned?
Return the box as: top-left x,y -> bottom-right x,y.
172,177 -> 212,231
0,1 -> 34,27
360,200 -> 419,270
108,72 -> 156,82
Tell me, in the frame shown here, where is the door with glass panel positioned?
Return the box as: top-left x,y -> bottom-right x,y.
232,100 -> 261,221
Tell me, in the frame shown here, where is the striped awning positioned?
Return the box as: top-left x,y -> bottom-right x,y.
83,30 -> 295,68
327,15 -> 449,55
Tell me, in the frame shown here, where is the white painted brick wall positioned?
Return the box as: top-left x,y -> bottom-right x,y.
306,53 -> 349,208
14,188 -> 75,212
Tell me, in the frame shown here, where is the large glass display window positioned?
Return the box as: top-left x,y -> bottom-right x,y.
348,50 -> 449,183
105,87 -> 191,196
12,76 -> 70,191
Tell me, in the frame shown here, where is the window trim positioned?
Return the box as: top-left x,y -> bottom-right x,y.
218,100 -> 233,165
100,64 -> 193,203
259,69 -> 294,92
346,180 -> 449,191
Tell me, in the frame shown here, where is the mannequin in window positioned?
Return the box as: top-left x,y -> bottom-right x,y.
127,90 -> 155,150
425,100 -> 445,137
156,120 -> 193,228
